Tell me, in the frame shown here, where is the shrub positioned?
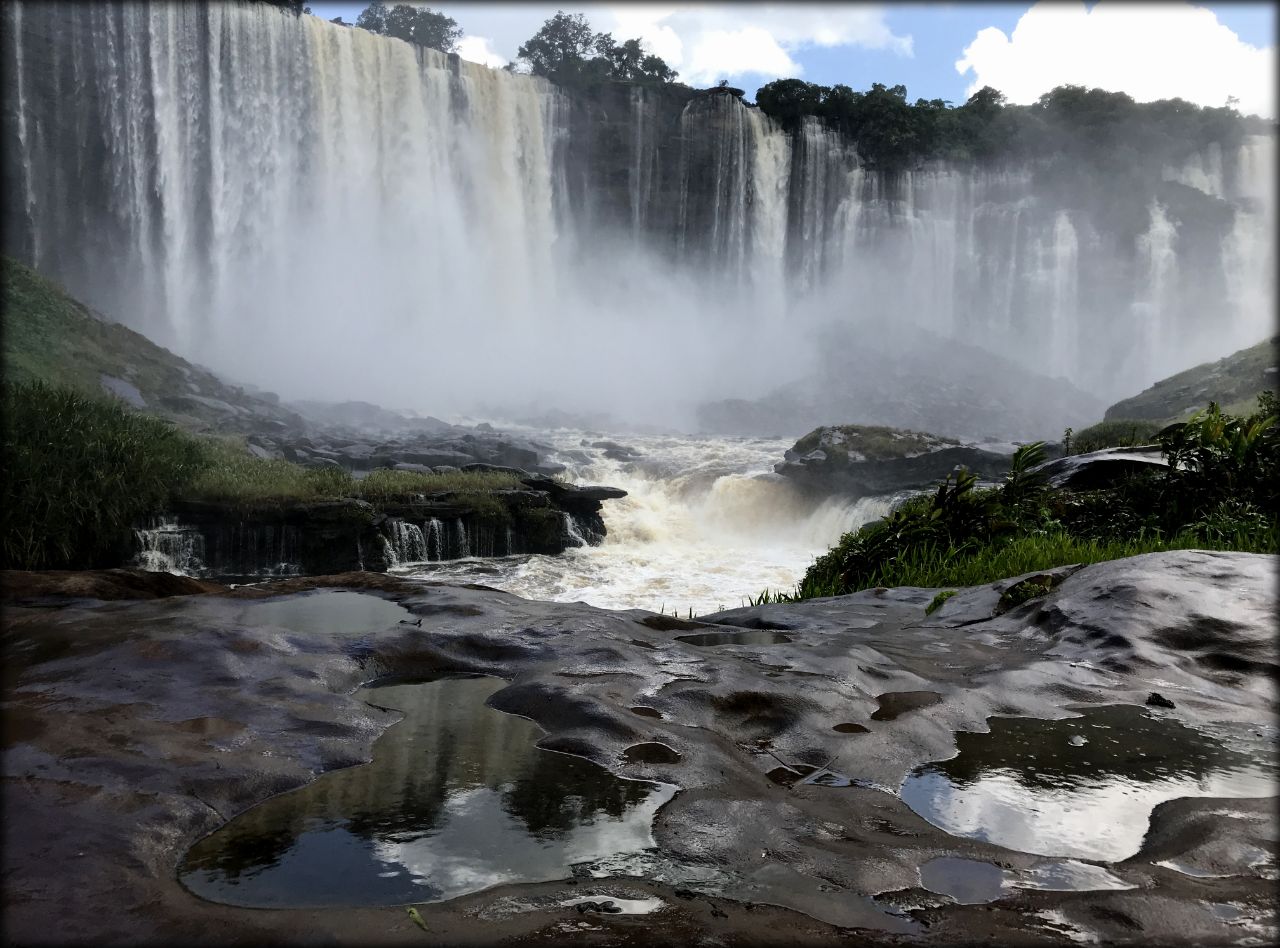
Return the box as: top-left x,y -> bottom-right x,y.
778,404 -> 1278,602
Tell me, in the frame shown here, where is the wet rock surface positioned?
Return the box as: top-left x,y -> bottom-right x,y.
773,424 -> 1017,499
1028,445 -> 1170,490
2,550 -> 1276,945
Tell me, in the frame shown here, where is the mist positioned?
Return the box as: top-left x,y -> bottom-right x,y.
3,2 -> 1274,437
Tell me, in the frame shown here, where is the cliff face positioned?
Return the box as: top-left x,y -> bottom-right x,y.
2,2 -> 1274,422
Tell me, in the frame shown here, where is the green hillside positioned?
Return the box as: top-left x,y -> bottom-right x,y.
1,257 -> 299,434
1104,337 -> 1279,424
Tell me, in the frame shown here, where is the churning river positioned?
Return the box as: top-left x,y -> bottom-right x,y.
392,429 -> 898,614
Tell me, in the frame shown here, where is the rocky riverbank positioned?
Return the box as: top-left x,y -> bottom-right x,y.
773,424 -> 1029,499
2,551 -> 1275,945
135,471 -> 627,578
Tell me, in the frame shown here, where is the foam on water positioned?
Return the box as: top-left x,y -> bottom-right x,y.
399,430 -> 907,613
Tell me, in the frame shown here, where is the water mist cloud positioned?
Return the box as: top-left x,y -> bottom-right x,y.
956,1 -> 1276,118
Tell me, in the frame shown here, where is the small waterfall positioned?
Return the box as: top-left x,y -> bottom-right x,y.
455,519 -> 469,558
426,518 -> 444,561
202,523 -> 303,577
387,520 -> 427,564
1129,200 -> 1180,382
132,517 -> 205,575
563,513 -> 588,548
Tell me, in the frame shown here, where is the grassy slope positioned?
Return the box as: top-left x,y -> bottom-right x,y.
1103,336 -> 1278,424
1,256 -> 291,431
2,263 -> 536,569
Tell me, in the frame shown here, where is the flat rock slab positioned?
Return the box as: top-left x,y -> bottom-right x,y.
2,551 -> 1277,945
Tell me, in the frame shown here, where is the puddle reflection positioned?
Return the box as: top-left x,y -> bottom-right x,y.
243,591 -> 413,635
180,676 -> 676,907
900,705 -> 1277,862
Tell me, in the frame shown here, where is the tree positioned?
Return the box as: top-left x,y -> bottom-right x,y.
639,54 -> 677,83
517,11 -> 601,82
517,12 -> 676,85
755,79 -> 826,128
355,2 -> 461,53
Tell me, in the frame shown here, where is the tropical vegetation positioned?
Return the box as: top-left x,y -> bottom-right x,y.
754,396 -> 1278,603
754,80 -> 1267,171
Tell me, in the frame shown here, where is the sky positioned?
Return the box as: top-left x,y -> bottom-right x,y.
306,1 -> 1277,118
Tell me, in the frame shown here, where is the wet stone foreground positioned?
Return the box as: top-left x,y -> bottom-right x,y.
2,550 -> 1278,945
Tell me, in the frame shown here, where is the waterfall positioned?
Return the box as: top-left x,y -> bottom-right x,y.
563,513 -> 588,548
387,520 -> 427,565
455,519 -> 469,558
2,1 -> 1273,415
426,518 -> 444,561
1130,201 -> 1180,383
133,517 -> 205,575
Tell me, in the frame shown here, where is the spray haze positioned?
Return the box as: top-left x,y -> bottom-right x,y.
3,2 -> 1275,437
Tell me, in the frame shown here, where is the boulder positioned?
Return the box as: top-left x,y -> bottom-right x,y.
774,424 -> 1013,499
1027,446 -> 1168,489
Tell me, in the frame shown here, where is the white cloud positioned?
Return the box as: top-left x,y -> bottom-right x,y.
431,3 -> 911,88
597,4 -> 913,86
455,35 -> 507,70
956,1 -> 1276,118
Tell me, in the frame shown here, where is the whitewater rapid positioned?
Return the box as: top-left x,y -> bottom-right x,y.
393,430 -> 903,614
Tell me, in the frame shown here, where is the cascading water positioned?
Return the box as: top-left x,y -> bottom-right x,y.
3,0 -> 1273,422
133,518 -> 206,575
401,430 -> 921,612
426,519 -> 444,561
3,3 -> 1274,608
387,521 -> 427,565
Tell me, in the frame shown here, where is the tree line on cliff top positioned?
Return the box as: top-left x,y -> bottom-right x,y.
262,2 -> 1265,172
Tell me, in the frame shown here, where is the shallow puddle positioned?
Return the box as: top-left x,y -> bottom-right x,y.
179,676 -> 676,907
242,590 -> 413,635
900,705 -> 1277,862
674,629 -> 794,647
919,856 -> 1006,903
919,856 -> 1134,904
562,894 -> 664,915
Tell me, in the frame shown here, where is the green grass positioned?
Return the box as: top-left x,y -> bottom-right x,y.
181,442 -> 526,513
2,380 -> 536,566
751,528 -> 1277,605
181,437 -> 357,510
2,380 -> 205,569
1103,335 -> 1277,424
1069,419 -> 1161,454
759,404 -> 1279,605
2,256 -> 198,401
355,468 -> 523,502
866,530 -> 1277,589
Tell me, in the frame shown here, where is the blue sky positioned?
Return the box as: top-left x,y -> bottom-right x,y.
306,2 -> 1276,115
